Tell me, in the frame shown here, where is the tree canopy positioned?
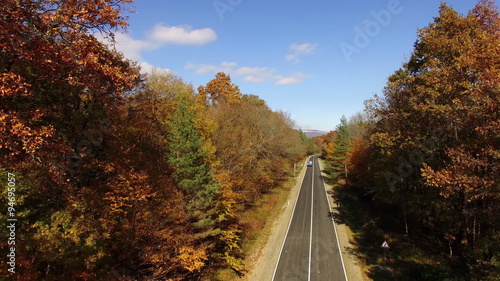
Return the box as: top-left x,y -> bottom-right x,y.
337,1 -> 500,279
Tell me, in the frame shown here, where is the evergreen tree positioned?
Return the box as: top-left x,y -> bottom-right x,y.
329,116 -> 350,184
166,97 -> 219,222
299,129 -> 317,155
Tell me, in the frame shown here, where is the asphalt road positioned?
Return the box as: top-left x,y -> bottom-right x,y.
272,156 -> 348,281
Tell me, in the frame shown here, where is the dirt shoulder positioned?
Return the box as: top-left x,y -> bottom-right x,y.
245,158 -> 368,281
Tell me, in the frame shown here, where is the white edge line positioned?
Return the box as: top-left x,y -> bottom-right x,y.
308,158 -> 314,281
271,156 -> 311,281
319,158 -> 349,281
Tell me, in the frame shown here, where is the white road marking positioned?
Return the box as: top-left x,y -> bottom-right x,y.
320,159 -> 349,281
273,157 -> 348,281
308,158 -> 314,281
272,158 -> 310,281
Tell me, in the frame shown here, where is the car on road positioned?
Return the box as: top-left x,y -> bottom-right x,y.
307,161 -> 313,167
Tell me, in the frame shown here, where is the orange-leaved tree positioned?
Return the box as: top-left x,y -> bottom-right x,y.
367,1 -> 499,277
1,0 -> 140,279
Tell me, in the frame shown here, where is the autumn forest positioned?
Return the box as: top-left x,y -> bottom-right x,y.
1,0 -> 499,280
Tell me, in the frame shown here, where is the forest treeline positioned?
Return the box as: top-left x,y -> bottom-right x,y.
320,1 -> 499,279
0,1 -> 310,280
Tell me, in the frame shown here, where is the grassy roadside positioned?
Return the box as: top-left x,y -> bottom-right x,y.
211,158 -> 307,280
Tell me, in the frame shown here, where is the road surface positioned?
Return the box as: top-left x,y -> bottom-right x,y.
272,156 -> 348,281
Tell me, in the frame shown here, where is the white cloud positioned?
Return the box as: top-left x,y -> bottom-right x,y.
149,24 -> 217,45
234,67 -> 274,83
274,73 -> 311,85
286,43 -> 318,64
97,32 -> 156,72
139,62 -> 172,74
186,62 -> 311,85
220,61 -> 238,68
291,43 -> 318,55
111,32 -> 156,61
185,61 -> 233,74
185,62 -> 274,83
95,23 -> 216,75
106,25 -> 216,59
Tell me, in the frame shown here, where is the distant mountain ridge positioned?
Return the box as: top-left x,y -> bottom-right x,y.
301,129 -> 328,138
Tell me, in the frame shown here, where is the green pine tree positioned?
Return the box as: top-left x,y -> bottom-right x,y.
330,116 -> 350,184
299,129 -> 317,155
166,98 -> 219,219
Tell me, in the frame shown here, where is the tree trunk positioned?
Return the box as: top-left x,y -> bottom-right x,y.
472,216 -> 476,251
403,203 -> 409,237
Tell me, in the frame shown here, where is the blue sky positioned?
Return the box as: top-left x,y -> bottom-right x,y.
112,0 -> 480,131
